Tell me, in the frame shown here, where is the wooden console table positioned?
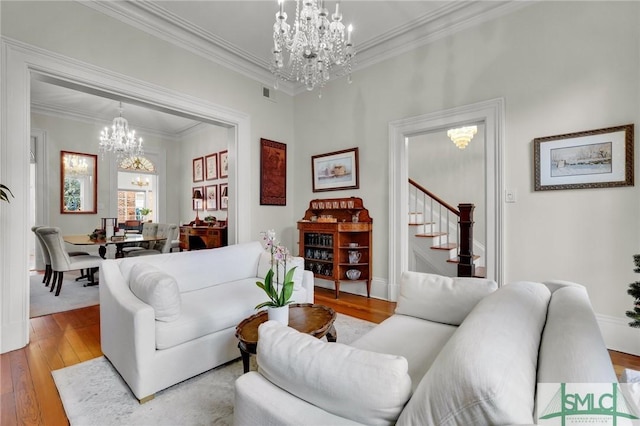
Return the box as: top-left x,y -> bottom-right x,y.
297,197 -> 373,299
179,225 -> 228,250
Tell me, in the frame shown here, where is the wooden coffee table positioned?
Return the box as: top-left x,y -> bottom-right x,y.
235,303 -> 337,373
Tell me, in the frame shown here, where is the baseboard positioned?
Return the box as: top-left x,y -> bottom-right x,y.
597,313 -> 640,356
314,277 -> 388,300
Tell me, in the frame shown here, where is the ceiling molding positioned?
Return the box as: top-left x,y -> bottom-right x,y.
80,0 -> 296,96
30,100 -> 202,140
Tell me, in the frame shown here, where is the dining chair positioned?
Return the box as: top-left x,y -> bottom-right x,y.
31,225 -> 90,287
122,222 -> 158,255
127,224 -> 179,257
35,227 -> 103,296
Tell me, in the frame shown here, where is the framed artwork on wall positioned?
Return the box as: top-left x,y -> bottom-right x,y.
534,124 -> 634,191
205,184 -> 218,210
220,183 -> 228,210
260,138 -> 287,205
205,153 -> 218,180
311,147 -> 359,192
192,186 -> 204,210
193,157 -> 204,182
219,150 -> 229,178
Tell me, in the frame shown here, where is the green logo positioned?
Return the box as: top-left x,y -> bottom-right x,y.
538,383 -> 640,425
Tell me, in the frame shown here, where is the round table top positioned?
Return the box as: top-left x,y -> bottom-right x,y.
235,303 -> 336,345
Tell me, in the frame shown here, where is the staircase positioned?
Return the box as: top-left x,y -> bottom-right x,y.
408,179 -> 486,278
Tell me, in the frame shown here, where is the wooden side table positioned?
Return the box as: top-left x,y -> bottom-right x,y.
235,303 -> 337,373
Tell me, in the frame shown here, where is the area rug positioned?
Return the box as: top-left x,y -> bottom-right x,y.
30,272 -> 99,318
52,313 -> 376,426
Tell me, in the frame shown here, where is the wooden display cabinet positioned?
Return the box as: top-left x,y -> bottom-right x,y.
297,197 -> 372,299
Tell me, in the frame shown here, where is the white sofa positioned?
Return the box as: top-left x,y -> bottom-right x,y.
99,241 -> 313,402
234,272 -> 616,425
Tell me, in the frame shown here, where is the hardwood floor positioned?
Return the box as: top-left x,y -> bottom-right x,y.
1,288 -> 638,425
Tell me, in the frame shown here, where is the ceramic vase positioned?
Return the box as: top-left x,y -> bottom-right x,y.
268,305 -> 289,325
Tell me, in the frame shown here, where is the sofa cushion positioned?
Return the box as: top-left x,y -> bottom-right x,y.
257,251 -> 304,290
395,271 -> 498,325
155,278 -> 308,350
351,314 -> 457,392
397,281 -> 551,426
257,321 -> 412,426
129,263 -> 181,322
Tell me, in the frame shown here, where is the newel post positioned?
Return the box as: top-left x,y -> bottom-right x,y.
457,203 -> 475,278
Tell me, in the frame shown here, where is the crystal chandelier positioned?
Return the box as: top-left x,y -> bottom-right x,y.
99,102 -> 143,161
447,126 -> 478,150
63,154 -> 89,176
271,0 -> 356,92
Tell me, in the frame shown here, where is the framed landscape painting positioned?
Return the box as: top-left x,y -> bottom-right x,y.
312,147 -> 359,192
205,153 -> 218,180
534,124 -> 634,191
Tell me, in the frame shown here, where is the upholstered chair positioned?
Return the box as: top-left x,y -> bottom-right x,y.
31,225 -> 90,287
127,224 -> 179,257
35,227 -> 103,296
123,222 -> 158,255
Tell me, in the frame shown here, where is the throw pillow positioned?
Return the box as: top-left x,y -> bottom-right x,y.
395,271 -> 498,325
257,321 -> 411,426
129,263 -> 181,322
397,281 -> 550,426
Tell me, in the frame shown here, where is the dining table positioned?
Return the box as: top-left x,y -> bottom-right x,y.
63,234 -> 168,259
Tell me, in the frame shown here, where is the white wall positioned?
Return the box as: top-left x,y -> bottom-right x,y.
179,124 -> 229,224
293,1 -> 640,343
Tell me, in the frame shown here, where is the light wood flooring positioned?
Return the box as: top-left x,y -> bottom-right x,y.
1,287 -> 638,425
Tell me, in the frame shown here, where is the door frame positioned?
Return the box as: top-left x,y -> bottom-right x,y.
388,98 -> 505,300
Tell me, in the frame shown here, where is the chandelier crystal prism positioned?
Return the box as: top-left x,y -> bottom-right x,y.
271,0 -> 356,92
99,102 -> 143,161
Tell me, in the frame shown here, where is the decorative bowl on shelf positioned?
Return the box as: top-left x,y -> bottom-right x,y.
346,269 -> 361,280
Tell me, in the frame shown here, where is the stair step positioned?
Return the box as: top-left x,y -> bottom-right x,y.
431,243 -> 457,250
416,232 -> 447,238
408,222 -> 434,226
446,255 -> 480,264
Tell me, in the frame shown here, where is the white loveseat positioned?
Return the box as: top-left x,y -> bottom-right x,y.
234,272 -> 616,425
99,241 -> 313,402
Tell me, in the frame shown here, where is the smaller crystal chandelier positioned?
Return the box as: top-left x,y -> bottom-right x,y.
63,154 -> 89,176
271,0 -> 356,92
131,176 -> 150,187
99,102 -> 143,161
447,126 -> 478,150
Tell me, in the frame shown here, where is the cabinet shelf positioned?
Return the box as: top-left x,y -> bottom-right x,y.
298,197 -> 372,299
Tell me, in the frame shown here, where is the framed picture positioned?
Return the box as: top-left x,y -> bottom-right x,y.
220,183 -> 228,210
534,124 -> 634,191
260,138 -> 287,205
311,147 -> 359,192
205,153 -> 218,180
192,186 -> 204,210
205,184 -> 218,210
193,157 -> 204,182
219,150 -> 229,178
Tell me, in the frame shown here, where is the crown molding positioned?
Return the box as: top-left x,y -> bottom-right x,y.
79,0 -> 297,96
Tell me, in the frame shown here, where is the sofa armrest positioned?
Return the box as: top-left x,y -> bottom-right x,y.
301,269 -> 314,303
99,260 -> 157,399
234,372 -> 363,426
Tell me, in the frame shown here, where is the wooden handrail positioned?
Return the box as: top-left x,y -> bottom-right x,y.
408,178 -> 459,216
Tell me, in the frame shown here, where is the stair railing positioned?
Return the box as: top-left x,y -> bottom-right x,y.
408,179 -> 475,277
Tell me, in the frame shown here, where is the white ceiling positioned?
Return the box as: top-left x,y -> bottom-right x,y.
30,1 -> 523,137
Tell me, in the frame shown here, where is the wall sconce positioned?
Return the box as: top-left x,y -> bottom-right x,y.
447,125 -> 478,149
